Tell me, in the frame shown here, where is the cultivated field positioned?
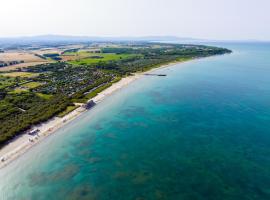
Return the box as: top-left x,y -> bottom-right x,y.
0,52 -> 44,62
32,44 -> 85,56
1,72 -> 39,78
63,51 -> 136,65
21,81 -> 43,88
0,51 -> 48,71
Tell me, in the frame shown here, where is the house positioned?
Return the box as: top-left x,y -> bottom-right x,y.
83,100 -> 96,109
28,129 -> 40,136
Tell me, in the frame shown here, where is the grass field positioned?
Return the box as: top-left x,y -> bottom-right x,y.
8,82 -> 43,94
10,88 -> 27,94
36,93 -> 53,100
0,76 -> 16,89
1,72 -> 39,78
21,82 -> 43,89
63,51 -> 136,65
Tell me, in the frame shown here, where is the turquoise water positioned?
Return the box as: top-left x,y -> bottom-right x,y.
1,43 -> 270,199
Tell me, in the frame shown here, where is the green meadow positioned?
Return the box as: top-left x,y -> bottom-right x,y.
67,51 -> 136,65
1,72 -> 39,78
21,82 -> 43,89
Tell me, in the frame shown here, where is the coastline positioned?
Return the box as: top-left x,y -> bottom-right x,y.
0,59 -> 191,169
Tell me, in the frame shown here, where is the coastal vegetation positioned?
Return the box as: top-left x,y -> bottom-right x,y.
0,42 -> 231,146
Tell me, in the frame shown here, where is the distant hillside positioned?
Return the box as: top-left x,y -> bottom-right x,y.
0,35 -> 268,48
0,35 -> 202,45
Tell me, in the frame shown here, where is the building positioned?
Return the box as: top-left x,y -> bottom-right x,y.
28,129 -> 40,136
83,100 -> 96,110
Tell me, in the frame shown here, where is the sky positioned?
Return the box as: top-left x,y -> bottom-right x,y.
0,0 -> 269,40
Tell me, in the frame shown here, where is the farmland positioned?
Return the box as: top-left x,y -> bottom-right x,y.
63,51 -> 139,65
0,52 -> 44,62
0,52 -> 48,71
21,82 -> 43,89
1,72 -> 39,78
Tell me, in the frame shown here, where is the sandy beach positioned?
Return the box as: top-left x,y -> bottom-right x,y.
0,60 -> 188,169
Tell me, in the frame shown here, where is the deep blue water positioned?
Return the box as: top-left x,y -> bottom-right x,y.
1,43 -> 270,200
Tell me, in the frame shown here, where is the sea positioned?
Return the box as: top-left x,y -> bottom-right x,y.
1,42 -> 270,200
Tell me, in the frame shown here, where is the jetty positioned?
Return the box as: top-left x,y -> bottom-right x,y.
144,73 -> 167,76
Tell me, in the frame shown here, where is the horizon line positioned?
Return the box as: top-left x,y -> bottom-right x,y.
0,34 -> 269,43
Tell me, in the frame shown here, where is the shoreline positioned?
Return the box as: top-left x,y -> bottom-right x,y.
0,58 -> 192,169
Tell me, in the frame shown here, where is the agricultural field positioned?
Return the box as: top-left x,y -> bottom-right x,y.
33,48 -> 62,56
0,52 -> 44,62
0,51 -> 48,71
67,52 -> 137,65
21,82 -> 43,89
32,44 -> 84,55
0,62 -> 52,71
1,72 -> 39,78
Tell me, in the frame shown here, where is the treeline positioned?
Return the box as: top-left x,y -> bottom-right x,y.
94,46 -> 231,76
102,47 -> 141,54
92,44 -> 232,85
62,48 -> 79,54
34,53 -> 47,60
0,92 -> 71,146
43,53 -> 62,61
26,62 -> 71,73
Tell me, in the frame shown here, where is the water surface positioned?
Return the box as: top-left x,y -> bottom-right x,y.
1,43 -> 270,200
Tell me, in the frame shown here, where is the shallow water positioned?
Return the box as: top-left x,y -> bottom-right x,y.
1,42 -> 270,200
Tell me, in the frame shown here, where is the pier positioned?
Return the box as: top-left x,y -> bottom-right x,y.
144,73 -> 167,77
